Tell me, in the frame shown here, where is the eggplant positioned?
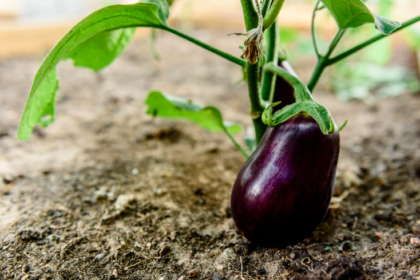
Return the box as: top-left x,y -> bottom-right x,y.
231,116 -> 339,247
231,62 -> 340,247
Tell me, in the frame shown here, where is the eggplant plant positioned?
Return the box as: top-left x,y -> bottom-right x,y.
18,0 -> 420,247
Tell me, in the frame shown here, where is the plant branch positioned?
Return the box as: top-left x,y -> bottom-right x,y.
240,0 -> 266,143
261,20 -> 278,101
311,0 -> 321,59
308,15 -> 420,92
162,26 -> 245,67
262,0 -> 273,17
247,63 -> 266,143
307,29 -> 345,92
327,15 -> 420,65
264,63 -> 306,99
225,129 -> 250,159
263,0 -> 285,30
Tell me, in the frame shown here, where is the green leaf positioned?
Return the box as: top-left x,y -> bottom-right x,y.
18,2 -> 170,140
321,0 -> 401,35
142,0 -> 170,24
18,69 -> 59,140
66,28 -> 136,72
145,90 -> 242,134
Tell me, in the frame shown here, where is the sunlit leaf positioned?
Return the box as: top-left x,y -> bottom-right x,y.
145,90 -> 242,134
66,28 -> 136,72
321,0 -> 401,35
18,2 -> 170,140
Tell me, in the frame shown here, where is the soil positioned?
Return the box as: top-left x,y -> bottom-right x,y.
1,29 -> 420,280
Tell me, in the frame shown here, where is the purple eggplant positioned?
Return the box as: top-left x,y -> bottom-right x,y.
231,115 -> 340,247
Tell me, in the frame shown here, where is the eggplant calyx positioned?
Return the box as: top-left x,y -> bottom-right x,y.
262,63 -> 336,135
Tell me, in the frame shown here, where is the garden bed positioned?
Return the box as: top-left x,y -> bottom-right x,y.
1,30 -> 419,279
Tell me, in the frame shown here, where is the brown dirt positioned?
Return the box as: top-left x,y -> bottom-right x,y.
1,29 -> 420,280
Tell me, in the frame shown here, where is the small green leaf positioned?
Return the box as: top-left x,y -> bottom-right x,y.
339,120 -> 348,132
145,90 -> 242,134
67,28 -> 136,72
321,0 -> 401,35
18,2 -> 170,140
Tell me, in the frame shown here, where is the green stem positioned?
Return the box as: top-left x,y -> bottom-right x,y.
162,26 -> 245,67
261,20 -> 278,101
263,0 -> 285,30
225,130 -> 250,159
247,63 -> 266,143
328,15 -> 420,65
240,0 -> 266,144
311,0 -> 321,59
264,63 -> 307,100
307,29 -> 345,92
240,0 -> 260,30
262,0 -> 273,17
308,15 -> 420,92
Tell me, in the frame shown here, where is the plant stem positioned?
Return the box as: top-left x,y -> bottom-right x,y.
311,0 -> 321,59
240,0 -> 260,30
307,15 -> 420,92
307,29 -> 345,92
240,0 -> 267,144
263,0 -> 285,30
328,15 -> 420,65
162,26 -> 245,67
261,20 -> 278,101
247,63 -> 266,143
262,0 -> 273,17
225,129 -> 250,159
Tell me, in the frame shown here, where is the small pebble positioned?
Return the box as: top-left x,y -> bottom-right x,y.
178,277 -> 186,280
410,238 -> 420,245
95,253 -> 106,260
131,168 -> 139,175
215,264 -> 223,272
154,189 -> 164,196
3,174 -> 14,184
197,198 -> 206,205
411,223 -> 420,235
375,232 -> 383,238
160,245 -> 171,256
213,276 -> 222,280
188,270 -> 197,278
223,248 -> 236,259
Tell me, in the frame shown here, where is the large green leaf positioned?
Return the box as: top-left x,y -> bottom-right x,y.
18,69 -> 60,138
18,2 -> 170,140
66,28 -> 136,72
321,0 -> 401,35
145,91 -> 242,134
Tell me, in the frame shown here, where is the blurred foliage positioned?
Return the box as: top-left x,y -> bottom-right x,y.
279,0 -> 420,103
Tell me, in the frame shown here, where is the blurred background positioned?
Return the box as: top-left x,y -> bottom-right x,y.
1,0 -> 419,102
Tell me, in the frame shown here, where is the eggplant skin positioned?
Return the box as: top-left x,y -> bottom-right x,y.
231,115 -> 340,248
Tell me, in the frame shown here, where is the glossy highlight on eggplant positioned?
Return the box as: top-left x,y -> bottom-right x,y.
231,116 -> 340,248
